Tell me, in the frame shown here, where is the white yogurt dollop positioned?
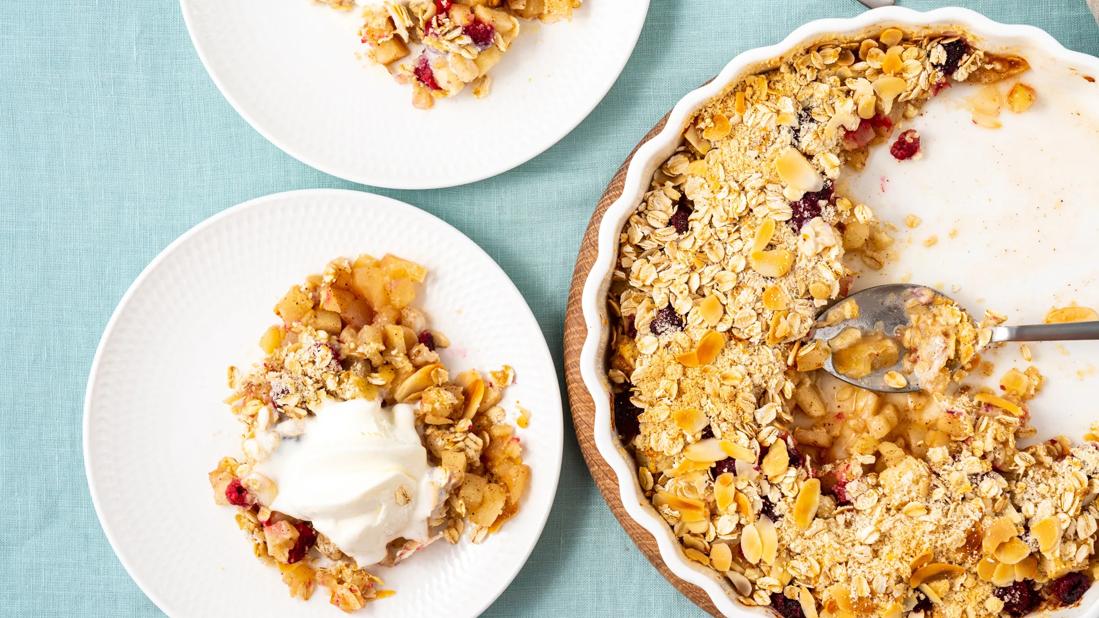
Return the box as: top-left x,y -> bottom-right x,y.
255,398 -> 446,567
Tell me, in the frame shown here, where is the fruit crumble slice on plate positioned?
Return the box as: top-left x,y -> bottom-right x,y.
209,254 -> 531,612
607,26 -> 1099,618
317,0 -> 582,108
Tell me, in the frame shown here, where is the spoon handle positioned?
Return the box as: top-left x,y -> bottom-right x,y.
990,321 -> 1099,343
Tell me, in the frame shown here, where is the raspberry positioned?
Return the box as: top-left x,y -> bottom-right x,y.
418,330 -> 436,351
225,479 -> 253,507
413,55 -> 440,90
613,390 -> 642,442
788,181 -> 833,230
935,39 -> 969,76
786,441 -> 803,469
1046,571 -> 1091,607
649,306 -> 684,336
433,0 -> 451,12
994,581 -> 1040,617
699,424 -> 714,440
890,129 -> 921,160
287,521 -> 318,564
463,19 -> 495,48
669,195 -> 693,234
768,592 -> 806,618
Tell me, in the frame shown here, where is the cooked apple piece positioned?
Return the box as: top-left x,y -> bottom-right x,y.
275,285 -> 313,323
379,254 -> 427,283
320,287 -> 373,329
371,37 -> 409,66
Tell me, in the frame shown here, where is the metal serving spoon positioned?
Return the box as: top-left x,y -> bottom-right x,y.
809,283 -> 1099,393
858,0 -> 895,8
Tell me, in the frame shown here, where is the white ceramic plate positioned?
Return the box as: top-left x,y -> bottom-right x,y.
579,7 -> 1099,617
84,189 -> 563,617
179,0 -> 648,189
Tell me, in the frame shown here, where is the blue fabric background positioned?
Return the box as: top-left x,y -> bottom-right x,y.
1,1 -> 1097,616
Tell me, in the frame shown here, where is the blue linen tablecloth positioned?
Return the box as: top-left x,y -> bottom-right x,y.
1,1 -> 1097,616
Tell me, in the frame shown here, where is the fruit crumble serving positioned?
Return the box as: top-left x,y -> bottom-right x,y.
317,0 -> 582,109
209,254 -> 531,612
607,27 -> 1099,618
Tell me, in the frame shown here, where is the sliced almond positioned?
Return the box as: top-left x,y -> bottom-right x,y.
695,331 -> 726,365
714,473 -> 737,512
879,27 -> 903,47
753,217 -> 777,252
798,586 -> 819,618
734,91 -> 747,116
749,249 -> 795,278
994,537 -> 1030,565
1032,516 -> 1061,553
761,440 -> 790,480
909,563 -> 964,587
673,407 -> 709,434
976,556 -> 998,581
709,542 -> 732,572
983,516 -> 1017,554
720,440 -> 757,463
684,438 -> 727,462
1014,555 -> 1039,580
872,75 -> 908,109
463,377 -> 485,419
991,561 -> 1016,587
757,515 -> 778,564
792,478 -> 821,530
774,147 -> 824,198
740,522 -> 763,564
393,363 -> 445,402
699,294 -> 724,326
999,368 -> 1030,398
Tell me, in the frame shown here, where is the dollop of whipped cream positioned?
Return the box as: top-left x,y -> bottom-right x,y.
254,398 -> 448,567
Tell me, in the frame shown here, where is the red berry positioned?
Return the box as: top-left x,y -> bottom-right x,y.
890,129 -> 921,160
413,55 -> 441,91
935,39 -> 969,76
769,592 -> 806,618
995,581 -> 1040,617
1046,572 -> 1091,607
287,521 -> 318,564
712,457 -> 737,476
433,0 -> 451,12
788,181 -> 833,230
649,306 -> 684,336
463,19 -> 495,48
418,330 -> 436,351
613,389 -> 643,442
225,479 -> 253,507
669,195 -> 693,234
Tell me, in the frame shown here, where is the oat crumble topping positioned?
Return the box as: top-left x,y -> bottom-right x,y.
209,254 -> 531,612
606,27 -> 1097,618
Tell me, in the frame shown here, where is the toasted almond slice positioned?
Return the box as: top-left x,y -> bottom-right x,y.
393,363 -> 444,402
750,249 -> 795,278
909,563 -> 964,587
684,438 -> 727,462
991,561 -> 1016,587
975,392 -> 1023,416
994,537 -> 1031,565
756,515 -> 778,564
734,490 -> 753,521
1014,555 -> 1039,580
734,91 -> 747,116
714,473 -> 737,512
761,284 -> 789,311
983,516 -> 1018,554
696,331 -> 726,365
1032,516 -> 1061,553
976,556 -> 998,581
775,147 -> 823,198
910,550 -> 934,572
792,478 -> 821,530
741,523 -> 763,564
699,294 -> 724,326
798,586 -> 819,618
709,542 -> 732,572
761,440 -> 790,480
720,440 -> 757,463
753,218 -> 778,253
686,159 -> 710,177
462,377 -> 485,419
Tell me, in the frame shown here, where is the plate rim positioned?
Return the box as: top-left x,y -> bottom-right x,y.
83,188 -> 565,616
177,0 -> 650,190
577,6 -> 1099,617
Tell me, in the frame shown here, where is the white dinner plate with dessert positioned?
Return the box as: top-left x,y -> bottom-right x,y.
84,189 -> 563,616
579,7 -> 1099,618
179,0 -> 649,189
